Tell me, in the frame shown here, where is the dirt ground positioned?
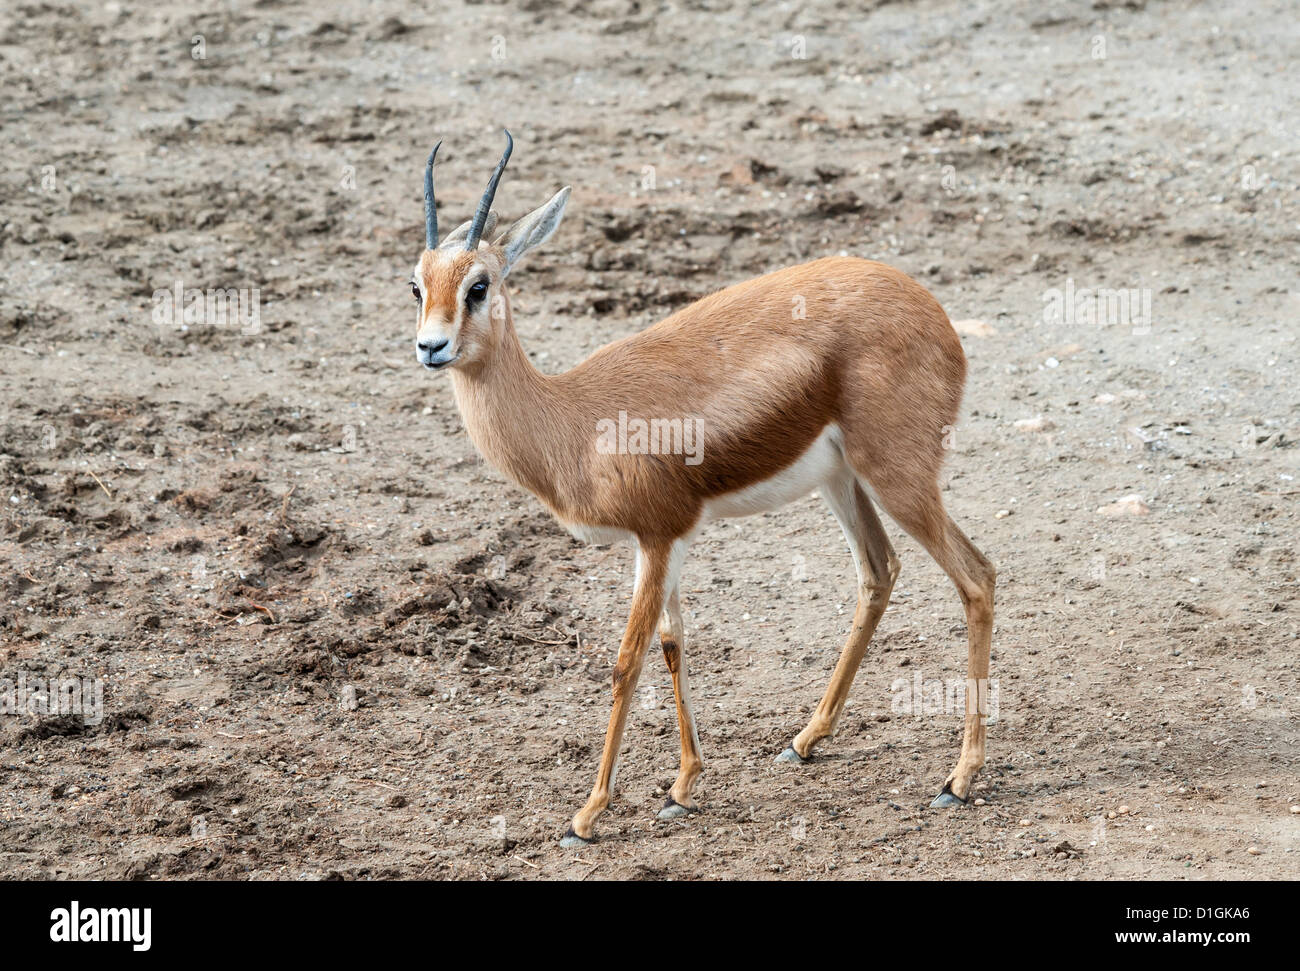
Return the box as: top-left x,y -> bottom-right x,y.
1,0 -> 1296,881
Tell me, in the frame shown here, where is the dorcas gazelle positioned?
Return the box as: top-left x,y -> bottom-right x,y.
409,131 -> 996,846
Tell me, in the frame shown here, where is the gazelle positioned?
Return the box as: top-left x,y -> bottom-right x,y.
410,132 -> 996,847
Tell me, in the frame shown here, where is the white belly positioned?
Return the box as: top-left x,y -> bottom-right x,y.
557,424 -> 845,544
559,520 -> 634,545
702,424 -> 843,521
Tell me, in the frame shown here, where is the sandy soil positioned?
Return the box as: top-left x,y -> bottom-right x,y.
1,0 -> 1297,880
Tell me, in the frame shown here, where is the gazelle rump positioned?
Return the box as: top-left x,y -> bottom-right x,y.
410,132 -> 997,846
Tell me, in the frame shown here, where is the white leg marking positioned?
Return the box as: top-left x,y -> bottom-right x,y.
822,460 -> 867,588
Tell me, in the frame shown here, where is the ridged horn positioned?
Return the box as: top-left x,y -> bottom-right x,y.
465,129 -> 512,250
423,141 -> 441,249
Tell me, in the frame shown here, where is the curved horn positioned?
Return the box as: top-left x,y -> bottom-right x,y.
465,129 -> 513,251
424,141 -> 441,249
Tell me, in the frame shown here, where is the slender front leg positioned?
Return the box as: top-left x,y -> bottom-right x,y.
562,539 -> 674,846
656,584 -> 703,819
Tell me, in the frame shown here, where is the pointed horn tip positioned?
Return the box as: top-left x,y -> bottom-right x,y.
425,141 -> 442,167
493,130 -> 513,168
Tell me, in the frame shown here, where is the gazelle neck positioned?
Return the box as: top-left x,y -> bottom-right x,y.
447,295 -> 574,512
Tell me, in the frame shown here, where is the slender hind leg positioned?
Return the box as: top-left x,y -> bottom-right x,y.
656,584 -> 703,819
777,465 -> 899,763
869,484 -> 996,806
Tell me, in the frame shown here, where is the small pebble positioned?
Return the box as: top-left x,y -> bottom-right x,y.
1097,495 -> 1150,517
1013,415 -> 1054,433
1247,846 -> 1262,856
974,798 -> 986,806
951,319 -> 997,337
1019,818 -> 1032,827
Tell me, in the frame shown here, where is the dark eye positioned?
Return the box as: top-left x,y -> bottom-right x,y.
411,283 -> 420,302
467,280 -> 488,303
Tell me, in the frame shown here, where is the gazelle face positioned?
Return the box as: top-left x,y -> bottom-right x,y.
412,130 -> 569,374
411,247 -> 504,371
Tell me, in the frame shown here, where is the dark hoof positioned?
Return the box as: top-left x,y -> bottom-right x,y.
657,797 -> 697,821
559,827 -> 592,848
774,746 -> 806,764
929,785 -> 968,809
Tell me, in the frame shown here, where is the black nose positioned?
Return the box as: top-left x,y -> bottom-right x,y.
418,339 -> 449,355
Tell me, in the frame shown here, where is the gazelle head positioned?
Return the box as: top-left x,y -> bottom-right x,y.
411,130 -> 570,372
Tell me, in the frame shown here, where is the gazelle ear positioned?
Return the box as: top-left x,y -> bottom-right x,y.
439,212 -> 498,249
497,187 -> 570,276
